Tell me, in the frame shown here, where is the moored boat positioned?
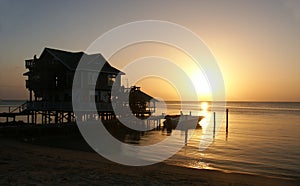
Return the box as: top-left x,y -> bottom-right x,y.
163,115 -> 204,130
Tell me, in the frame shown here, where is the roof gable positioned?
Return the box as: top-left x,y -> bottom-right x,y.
41,47 -> 123,74
44,47 -> 83,70
129,86 -> 158,102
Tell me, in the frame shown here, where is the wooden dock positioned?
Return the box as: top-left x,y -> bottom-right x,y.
0,102 -> 29,123
0,101 -> 209,133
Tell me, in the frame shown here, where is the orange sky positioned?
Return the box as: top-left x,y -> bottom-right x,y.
0,1 -> 300,101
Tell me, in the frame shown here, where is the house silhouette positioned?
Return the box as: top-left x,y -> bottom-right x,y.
23,47 -> 156,124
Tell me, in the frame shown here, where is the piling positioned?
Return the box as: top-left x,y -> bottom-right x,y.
226,108 -> 229,133
213,112 -> 216,138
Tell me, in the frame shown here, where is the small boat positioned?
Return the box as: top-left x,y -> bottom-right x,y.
163,115 -> 204,130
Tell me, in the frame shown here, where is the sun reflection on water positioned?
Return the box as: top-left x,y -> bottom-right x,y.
189,161 -> 211,169
199,102 -> 210,129
200,102 -> 208,111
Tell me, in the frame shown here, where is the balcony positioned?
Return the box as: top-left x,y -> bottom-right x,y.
25,59 -> 35,69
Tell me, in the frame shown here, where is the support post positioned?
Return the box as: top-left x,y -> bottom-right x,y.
45,111 -> 47,124
48,111 -> 51,124
27,113 -> 30,124
213,112 -> 216,138
42,111 -> 44,125
29,90 -> 32,102
68,112 -> 71,123
226,108 -> 229,133
55,111 -> 58,124
31,111 -> 34,124
34,111 -> 37,124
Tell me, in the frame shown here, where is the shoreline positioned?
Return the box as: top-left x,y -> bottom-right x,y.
0,123 -> 300,186
0,137 -> 299,185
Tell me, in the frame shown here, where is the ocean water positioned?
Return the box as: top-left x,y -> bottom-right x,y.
124,101 -> 300,180
161,102 -> 300,180
1,100 -> 299,179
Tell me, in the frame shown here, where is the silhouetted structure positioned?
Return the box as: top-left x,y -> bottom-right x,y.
128,86 -> 156,117
20,47 -> 156,124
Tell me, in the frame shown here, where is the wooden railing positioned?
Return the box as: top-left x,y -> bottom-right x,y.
26,101 -> 155,113
26,101 -> 114,112
25,59 -> 35,69
27,101 -> 72,111
9,102 -> 27,113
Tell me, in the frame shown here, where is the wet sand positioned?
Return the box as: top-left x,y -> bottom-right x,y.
0,138 -> 298,186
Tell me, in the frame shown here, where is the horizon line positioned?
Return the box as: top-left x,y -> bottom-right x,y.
1,99 -> 300,103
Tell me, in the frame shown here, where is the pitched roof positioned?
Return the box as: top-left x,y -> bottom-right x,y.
129,86 -> 158,102
43,47 -> 124,74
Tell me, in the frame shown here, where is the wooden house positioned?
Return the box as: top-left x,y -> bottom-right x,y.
23,47 -> 156,123
129,86 -> 157,117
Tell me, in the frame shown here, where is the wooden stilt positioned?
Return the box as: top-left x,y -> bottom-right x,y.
55,111 -> 58,124
226,108 -> 229,133
48,111 -> 51,124
34,111 -> 37,124
27,112 -> 30,124
68,112 -> 71,123
213,112 -> 216,138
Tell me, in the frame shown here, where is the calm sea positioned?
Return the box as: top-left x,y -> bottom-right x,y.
161,101 -> 300,180
1,100 -> 299,179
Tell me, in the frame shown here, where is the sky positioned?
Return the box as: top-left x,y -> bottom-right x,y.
0,0 -> 300,101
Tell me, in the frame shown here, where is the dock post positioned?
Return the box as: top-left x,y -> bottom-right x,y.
42,111 -> 44,124
45,111 -> 48,124
31,111 -> 34,124
68,111 -> 71,123
55,111 -> 58,124
213,112 -> 216,138
34,111 -> 37,124
226,108 -> 229,133
48,111 -> 51,124
27,112 -> 30,124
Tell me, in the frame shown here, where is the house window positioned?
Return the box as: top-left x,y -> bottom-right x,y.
55,76 -> 58,87
108,75 -> 116,86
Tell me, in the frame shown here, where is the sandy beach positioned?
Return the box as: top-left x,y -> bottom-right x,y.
0,135 -> 298,186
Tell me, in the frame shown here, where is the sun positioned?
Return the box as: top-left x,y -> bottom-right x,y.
200,102 -> 208,110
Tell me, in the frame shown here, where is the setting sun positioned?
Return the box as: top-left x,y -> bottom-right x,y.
200,102 -> 208,111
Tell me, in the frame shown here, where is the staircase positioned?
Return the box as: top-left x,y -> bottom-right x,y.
8,102 -> 28,114
0,102 -> 29,122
